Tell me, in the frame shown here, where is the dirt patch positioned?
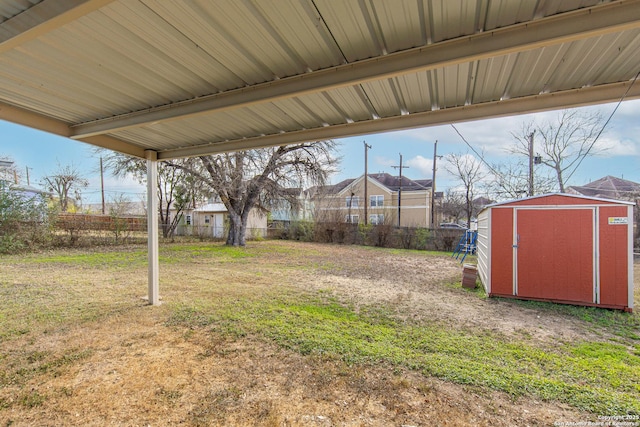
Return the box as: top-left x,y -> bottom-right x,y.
1,307 -> 583,426
295,244 -> 613,345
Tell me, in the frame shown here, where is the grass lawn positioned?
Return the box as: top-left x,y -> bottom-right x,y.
1,240 -> 639,425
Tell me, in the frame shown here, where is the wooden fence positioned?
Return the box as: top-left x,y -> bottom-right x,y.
56,213 -> 147,232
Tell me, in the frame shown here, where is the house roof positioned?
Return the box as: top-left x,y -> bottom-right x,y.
369,173 -> 432,192
193,203 -> 228,213
473,196 -> 494,206
567,175 -> 640,200
0,1 -> 639,160
321,173 -> 431,195
0,181 -> 50,196
319,179 -> 357,195
280,187 -> 303,197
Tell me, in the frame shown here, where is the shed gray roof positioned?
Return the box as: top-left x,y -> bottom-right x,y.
0,1 -> 639,160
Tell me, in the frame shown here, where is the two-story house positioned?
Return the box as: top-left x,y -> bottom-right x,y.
314,173 -> 434,227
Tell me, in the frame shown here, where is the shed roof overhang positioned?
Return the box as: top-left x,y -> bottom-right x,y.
1,0 -> 639,160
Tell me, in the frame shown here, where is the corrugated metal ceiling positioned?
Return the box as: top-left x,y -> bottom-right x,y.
0,0 -> 639,159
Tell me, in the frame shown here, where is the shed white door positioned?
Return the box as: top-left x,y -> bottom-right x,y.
212,214 -> 224,238
515,208 -> 595,303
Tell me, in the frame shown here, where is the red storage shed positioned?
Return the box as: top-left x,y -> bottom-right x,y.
476,194 -> 634,312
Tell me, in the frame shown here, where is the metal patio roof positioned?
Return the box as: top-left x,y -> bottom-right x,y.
1,0 -> 640,161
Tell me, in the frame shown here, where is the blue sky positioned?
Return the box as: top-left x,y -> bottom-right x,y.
1,98 -> 639,205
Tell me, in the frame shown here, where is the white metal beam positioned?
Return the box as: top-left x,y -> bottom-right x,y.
0,100 -> 70,136
157,80 -> 640,160
71,0 -> 640,139
77,135 -> 147,159
145,150 -> 160,306
0,101 -> 146,158
0,0 -> 115,53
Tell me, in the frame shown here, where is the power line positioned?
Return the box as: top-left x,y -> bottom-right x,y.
452,66 -> 640,191
450,123 -> 503,179
565,68 -> 640,183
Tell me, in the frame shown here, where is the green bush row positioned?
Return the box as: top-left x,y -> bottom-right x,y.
271,220 -> 463,251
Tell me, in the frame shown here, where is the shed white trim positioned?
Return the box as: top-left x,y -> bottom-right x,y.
628,205 -> 635,310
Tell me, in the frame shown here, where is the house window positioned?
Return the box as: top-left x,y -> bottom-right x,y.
370,214 -> 384,225
345,214 -> 359,223
345,195 -> 359,208
370,195 -> 384,207
204,215 -> 210,224
186,215 -> 192,225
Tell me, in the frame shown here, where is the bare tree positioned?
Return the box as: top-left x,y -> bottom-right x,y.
102,154 -> 204,239
41,163 -> 88,212
171,141 -> 339,246
510,110 -> 604,192
485,159 -> 556,200
440,188 -> 466,224
444,153 -> 486,227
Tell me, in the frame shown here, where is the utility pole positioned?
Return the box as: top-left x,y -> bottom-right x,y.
528,131 -> 535,197
348,191 -> 354,223
25,166 -> 32,186
431,140 -> 442,228
392,153 -> 409,227
100,156 -> 106,215
363,141 -> 371,224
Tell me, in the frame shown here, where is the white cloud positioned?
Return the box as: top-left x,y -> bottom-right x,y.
611,98 -> 640,119
594,137 -> 640,157
373,155 -> 397,170
405,155 -> 433,176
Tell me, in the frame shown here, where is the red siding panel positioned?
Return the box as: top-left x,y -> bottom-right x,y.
490,208 -> 514,296
598,206 -> 629,308
516,209 -> 594,303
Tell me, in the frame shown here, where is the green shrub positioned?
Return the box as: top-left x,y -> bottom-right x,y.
357,222 -> 373,245
289,221 -> 314,241
0,183 -> 55,253
414,227 -> 431,250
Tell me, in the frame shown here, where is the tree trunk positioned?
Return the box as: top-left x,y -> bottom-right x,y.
166,211 -> 182,240
226,211 -> 245,246
465,188 -> 472,229
160,207 -> 170,238
555,166 -> 565,193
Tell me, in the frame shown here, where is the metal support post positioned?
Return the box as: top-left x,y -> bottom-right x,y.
145,150 -> 160,305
